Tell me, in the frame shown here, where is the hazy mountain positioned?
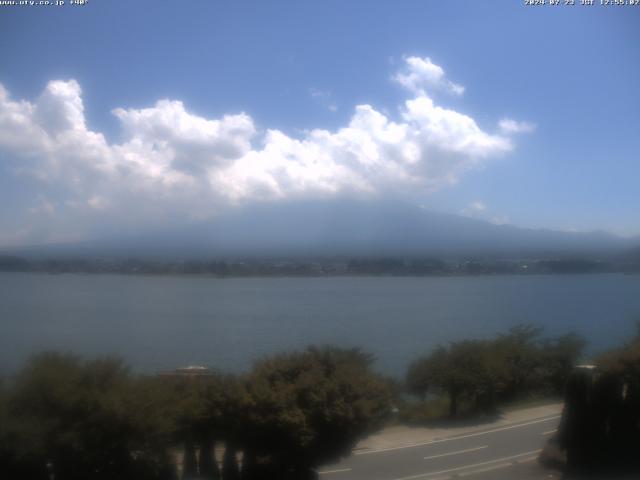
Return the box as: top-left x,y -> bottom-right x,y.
5,199 -> 637,259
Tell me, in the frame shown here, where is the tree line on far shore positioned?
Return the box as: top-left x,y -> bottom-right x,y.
2,254 -> 639,276
0,324 -> 616,480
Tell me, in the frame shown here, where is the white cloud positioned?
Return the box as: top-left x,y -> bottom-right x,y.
309,87 -> 338,112
113,100 -> 256,176
394,56 -> 465,96
460,200 -> 487,217
87,195 -> 110,210
0,57 -> 524,245
498,118 -> 536,134
491,214 -> 510,225
470,201 -> 487,212
309,87 -> 330,99
34,79 -> 86,135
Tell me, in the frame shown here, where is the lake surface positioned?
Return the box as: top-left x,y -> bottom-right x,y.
1,273 -> 639,377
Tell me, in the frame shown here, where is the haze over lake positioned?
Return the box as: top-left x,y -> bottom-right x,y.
1,272 -> 638,377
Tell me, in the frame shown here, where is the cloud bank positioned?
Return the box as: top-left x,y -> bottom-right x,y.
0,57 -> 531,246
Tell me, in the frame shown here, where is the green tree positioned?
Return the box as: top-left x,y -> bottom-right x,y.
4,352 -> 174,480
540,332 -> 585,396
159,372 -> 240,480
407,340 -> 508,417
557,329 -> 640,474
494,324 -> 545,399
408,326 -> 586,417
240,346 -> 391,478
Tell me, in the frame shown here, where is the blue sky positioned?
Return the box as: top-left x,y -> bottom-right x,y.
0,0 -> 638,246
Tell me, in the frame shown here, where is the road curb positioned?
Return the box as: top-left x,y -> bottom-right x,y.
354,404 -> 563,455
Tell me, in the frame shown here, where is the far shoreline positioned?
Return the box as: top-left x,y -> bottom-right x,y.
1,254 -> 638,278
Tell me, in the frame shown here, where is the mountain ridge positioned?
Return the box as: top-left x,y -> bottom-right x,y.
2,199 -> 637,260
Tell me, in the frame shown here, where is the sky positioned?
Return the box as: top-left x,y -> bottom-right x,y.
0,0 -> 638,248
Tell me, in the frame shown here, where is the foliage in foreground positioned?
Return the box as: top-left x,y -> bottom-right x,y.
556,326 -> 640,476
0,347 -> 391,480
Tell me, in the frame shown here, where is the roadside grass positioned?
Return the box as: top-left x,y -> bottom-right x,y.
500,395 -> 563,413
394,395 -> 493,426
396,395 -> 451,425
393,393 -> 562,427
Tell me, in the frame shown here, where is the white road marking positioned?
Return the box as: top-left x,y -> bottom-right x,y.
355,415 -> 560,455
457,454 -> 539,477
391,449 -> 542,480
423,445 -> 487,460
542,429 -> 557,436
317,467 -> 352,475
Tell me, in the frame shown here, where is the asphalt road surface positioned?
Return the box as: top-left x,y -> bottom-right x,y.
317,414 -> 561,480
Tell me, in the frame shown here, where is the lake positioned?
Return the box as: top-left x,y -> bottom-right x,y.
1,273 -> 639,377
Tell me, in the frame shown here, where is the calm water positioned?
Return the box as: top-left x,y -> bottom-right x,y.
1,273 -> 639,377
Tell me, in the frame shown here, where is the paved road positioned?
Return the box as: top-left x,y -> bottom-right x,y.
317,413 -> 561,480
